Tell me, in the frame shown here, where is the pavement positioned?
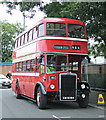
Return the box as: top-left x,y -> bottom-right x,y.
89,89 -> 106,111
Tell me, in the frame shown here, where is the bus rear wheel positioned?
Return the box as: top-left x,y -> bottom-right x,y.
37,87 -> 47,109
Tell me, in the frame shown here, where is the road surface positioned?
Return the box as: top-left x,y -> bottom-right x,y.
0,88 -> 105,120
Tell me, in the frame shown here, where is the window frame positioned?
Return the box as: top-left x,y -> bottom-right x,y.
22,61 -> 26,72
68,24 -> 85,38
33,27 -> 37,40
46,22 -> 66,37
69,61 -> 79,71
46,54 -> 68,74
16,63 -> 19,72
38,24 -> 44,37
25,33 -> 28,44
31,59 -> 35,72
26,60 -> 31,72
28,30 -> 32,42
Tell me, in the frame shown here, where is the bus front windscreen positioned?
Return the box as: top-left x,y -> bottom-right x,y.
68,24 -> 85,38
47,55 -> 68,73
46,23 -> 66,36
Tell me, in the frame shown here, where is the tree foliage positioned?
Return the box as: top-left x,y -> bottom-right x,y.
0,21 -> 24,62
41,2 -> 106,58
2,2 -> 43,18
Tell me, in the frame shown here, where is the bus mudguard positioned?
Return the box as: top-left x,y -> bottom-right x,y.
34,82 -> 47,98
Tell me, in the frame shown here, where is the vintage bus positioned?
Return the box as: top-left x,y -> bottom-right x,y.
12,17 -> 90,109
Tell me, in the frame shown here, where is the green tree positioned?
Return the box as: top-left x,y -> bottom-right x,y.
0,21 -> 24,62
2,2 -> 42,18
41,2 -> 106,58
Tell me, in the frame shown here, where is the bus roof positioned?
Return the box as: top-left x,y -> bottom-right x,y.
38,17 -> 85,26
15,17 -> 85,40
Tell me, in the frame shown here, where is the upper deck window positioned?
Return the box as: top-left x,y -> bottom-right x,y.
33,27 -> 37,40
46,23 -> 66,36
21,35 -> 24,45
38,24 -> 44,37
28,30 -> 32,42
25,33 -> 27,44
68,24 -> 85,38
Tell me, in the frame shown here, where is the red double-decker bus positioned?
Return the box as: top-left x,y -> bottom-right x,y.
12,17 -> 90,109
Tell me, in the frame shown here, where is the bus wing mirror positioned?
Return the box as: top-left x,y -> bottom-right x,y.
39,54 -> 44,63
38,58 -> 42,63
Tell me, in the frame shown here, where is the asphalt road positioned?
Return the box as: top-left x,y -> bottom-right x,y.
0,88 -> 105,119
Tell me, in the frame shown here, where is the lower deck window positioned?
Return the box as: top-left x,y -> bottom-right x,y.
22,61 -> 26,72
31,59 -> 35,72
16,63 -> 18,72
26,61 -> 30,72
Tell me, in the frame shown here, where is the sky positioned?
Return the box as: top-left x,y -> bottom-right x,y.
0,3 -> 46,30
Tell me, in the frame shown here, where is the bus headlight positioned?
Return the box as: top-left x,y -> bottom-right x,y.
50,84 -> 55,90
81,84 -> 85,89
81,94 -> 86,98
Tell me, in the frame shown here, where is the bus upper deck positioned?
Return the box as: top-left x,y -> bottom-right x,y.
13,17 -> 88,59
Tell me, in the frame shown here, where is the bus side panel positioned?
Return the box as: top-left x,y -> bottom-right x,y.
12,76 -> 16,92
36,39 -> 88,54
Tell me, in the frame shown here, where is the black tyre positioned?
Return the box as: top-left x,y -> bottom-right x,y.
15,86 -> 22,99
78,95 -> 89,108
37,87 -> 47,109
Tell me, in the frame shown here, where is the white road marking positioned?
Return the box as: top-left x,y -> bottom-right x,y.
53,115 -> 61,120
53,115 -> 71,120
98,115 -> 106,118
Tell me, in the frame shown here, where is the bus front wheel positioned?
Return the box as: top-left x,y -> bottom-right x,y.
37,86 -> 47,109
78,95 -> 89,108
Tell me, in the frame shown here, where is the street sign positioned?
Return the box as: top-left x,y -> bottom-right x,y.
97,93 -> 105,105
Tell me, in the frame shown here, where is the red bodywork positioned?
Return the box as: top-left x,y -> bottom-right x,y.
12,18 -> 88,99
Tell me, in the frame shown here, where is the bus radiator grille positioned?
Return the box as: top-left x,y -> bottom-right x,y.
60,74 -> 77,101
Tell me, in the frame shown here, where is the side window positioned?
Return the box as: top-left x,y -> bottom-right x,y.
31,59 -> 35,72
18,38 -> 21,47
46,23 -> 66,36
19,62 -> 21,72
25,33 -> 27,44
26,61 -> 30,72
17,38 -> 19,47
33,27 -> 37,40
16,63 -> 18,72
40,57 -> 45,75
38,24 -> 44,37
36,57 -> 39,73
21,35 -> 24,45
22,61 -> 26,72
19,36 -> 22,46
28,30 -> 32,42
